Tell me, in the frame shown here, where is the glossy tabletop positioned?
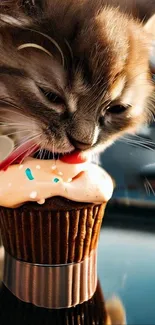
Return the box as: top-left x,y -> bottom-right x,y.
98,227 -> 155,325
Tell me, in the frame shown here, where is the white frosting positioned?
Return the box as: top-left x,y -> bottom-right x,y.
0,158 -> 113,208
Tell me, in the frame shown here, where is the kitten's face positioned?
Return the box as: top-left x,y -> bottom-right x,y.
0,1 -> 155,157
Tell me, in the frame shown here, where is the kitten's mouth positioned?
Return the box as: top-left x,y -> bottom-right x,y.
0,139 -> 87,171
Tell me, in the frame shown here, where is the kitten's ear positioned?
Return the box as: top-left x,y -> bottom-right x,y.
144,15 -> 155,38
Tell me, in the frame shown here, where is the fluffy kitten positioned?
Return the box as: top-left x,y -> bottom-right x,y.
0,0 -> 155,156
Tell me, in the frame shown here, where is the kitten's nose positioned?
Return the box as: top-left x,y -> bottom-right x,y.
68,135 -> 93,150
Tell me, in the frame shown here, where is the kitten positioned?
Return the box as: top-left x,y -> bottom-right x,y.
0,0 -> 155,158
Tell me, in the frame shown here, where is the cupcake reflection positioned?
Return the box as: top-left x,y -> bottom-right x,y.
106,294 -> 127,325
0,278 -> 126,325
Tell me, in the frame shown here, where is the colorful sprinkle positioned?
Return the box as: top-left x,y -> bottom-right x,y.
30,191 -> 37,199
19,165 -> 23,170
25,168 -> 34,181
36,165 -> 41,170
67,178 -> 72,183
58,171 -> 63,176
51,165 -> 57,170
54,178 -> 59,183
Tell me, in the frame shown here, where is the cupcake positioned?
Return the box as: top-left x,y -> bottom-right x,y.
0,145 -> 113,309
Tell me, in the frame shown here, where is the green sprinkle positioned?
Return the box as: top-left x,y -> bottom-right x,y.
54,178 -> 59,183
25,168 -> 34,181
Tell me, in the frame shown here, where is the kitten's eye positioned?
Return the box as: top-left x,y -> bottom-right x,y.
39,87 -> 65,105
152,73 -> 155,82
99,103 -> 129,126
107,103 -> 129,114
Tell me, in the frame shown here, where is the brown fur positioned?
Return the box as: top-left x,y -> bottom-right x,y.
0,0 -> 154,155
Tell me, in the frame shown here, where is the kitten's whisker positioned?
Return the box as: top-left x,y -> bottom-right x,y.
48,149 -> 51,160
124,139 -> 155,148
14,133 -> 42,149
134,133 -> 155,143
39,149 -> 44,160
35,147 -> 43,160
42,149 -> 47,160
10,135 -> 41,160
0,129 -> 35,137
65,39 -> 73,61
145,178 -> 155,196
20,140 -> 43,164
119,138 -> 155,151
123,139 -> 155,150
18,43 -> 53,58
148,104 -> 155,111
52,142 -> 55,161
27,28 -> 65,67
0,99 -> 24,111
35,149 -> 41,160
122,135 -> 155,146
2,113 -> 36,124
144,180 -> 150,196
0,101 -> 37,123
147,104 -> 155,119
0,123 -> 32,128
122,134 -> 150,142
15,132 -> 41,145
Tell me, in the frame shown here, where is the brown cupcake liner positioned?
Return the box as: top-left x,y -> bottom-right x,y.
0,197 -> 106,264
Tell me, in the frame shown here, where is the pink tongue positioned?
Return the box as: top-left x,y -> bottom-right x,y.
60,150 -> 88,164
0,140 -> 39,171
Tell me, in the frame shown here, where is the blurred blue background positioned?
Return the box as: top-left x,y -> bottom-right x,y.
100,124 -> 155,206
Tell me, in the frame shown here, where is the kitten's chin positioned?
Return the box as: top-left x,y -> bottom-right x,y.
86,140 -> 115,155
33,149 -> 74,160
45,147 -> 75,155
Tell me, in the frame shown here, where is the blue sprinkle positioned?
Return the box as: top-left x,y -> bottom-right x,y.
25,168 -> 34,181
54,178 -> 59,183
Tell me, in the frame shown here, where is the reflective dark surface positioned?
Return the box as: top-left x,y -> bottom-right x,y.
0,281 -> 108,325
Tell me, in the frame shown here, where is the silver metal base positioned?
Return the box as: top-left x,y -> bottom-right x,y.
3,250 -> 97,309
